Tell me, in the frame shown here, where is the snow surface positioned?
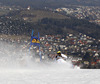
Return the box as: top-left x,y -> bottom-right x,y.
0,68 -> 100,84
0,41 -> 100,84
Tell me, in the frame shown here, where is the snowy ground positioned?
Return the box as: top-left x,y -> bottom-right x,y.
0,68 -> 100,84
0,41 -> 100,84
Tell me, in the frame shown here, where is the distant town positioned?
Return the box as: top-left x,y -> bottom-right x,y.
1,32 -> 100,68
0,4 -> 100,25
55,5 -> 100,25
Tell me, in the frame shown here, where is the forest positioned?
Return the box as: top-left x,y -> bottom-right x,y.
0,15 -> 100,39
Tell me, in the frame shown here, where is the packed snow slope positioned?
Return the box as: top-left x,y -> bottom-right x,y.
0,69 -> 100,84
0,41 -> 99,84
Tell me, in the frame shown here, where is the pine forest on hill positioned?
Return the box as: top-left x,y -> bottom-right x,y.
0,9 -> 100,39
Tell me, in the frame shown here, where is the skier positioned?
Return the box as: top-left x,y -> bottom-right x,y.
55,51 -> 67,63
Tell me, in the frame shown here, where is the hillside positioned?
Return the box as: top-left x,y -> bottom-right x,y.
7,9 -> 68,22
0,0 -> 100,8
35,18 -> 100,39
0,9 -> 100,39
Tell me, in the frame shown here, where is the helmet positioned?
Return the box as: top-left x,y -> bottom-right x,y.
57,51 -> 61,54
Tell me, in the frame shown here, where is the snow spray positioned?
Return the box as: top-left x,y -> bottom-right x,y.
0,41 -> 74,70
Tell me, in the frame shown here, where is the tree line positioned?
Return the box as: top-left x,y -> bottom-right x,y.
0,16 -> 100,39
